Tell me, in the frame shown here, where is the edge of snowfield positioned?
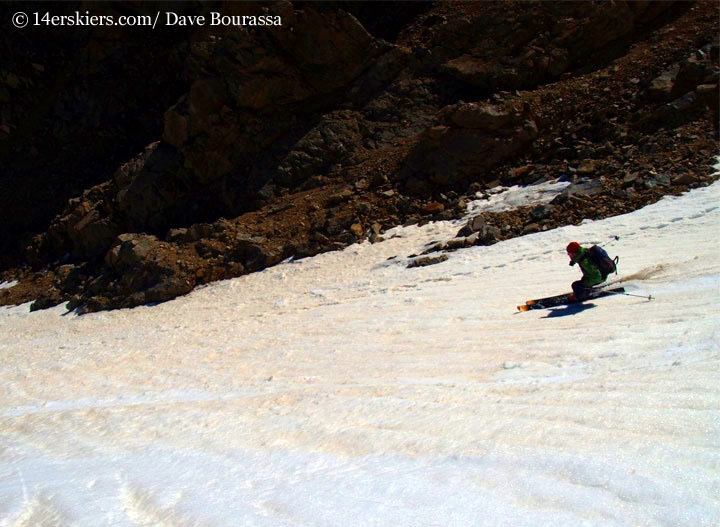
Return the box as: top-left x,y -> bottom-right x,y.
1,175 -> 719,526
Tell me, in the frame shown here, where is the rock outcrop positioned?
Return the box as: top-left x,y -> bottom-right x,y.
636,42 -> 720,135
398,99 -> 538,194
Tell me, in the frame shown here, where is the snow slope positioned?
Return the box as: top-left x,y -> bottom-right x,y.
1,177 -> 719,526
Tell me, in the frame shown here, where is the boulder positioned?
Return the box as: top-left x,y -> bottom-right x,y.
457,215 -> 487,237
636,91 -> 701,130
672,55 -> 715,99
522,223 -> 541,235
232,233 -> 269,272
30,289 -> 64,312
143,276 -> 194,305
645,66 -> 679,102
530,204 -> 555,221
672,173 -> 699,186
456,215 -> 500,245
447,102 -> 519,131
70,213 -> 120,259
407,254 -> 449,268
105,234 -> 161,269
568,179 -> 605,198
576,159 -> 600,175
697,82 -> 719,137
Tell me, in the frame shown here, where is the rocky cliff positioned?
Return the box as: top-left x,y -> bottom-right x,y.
1,0 -> 718,312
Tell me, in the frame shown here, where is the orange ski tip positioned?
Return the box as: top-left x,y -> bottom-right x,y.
526,300 -> 536,305
517,304 -> 530,312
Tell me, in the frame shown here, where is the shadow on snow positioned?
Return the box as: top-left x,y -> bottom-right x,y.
542,302 -> 598,318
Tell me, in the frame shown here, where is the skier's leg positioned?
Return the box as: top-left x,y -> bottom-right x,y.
572,280 -> 589,300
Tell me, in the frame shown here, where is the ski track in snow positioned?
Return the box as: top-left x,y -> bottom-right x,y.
1,178 -> 719,526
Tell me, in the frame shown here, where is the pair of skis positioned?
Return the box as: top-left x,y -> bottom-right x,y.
517,287 -> 627,312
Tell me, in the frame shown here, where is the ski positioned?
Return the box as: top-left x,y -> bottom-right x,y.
517,287 -> 626,312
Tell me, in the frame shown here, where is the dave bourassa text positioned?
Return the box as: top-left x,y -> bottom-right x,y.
166,12 -> 283,27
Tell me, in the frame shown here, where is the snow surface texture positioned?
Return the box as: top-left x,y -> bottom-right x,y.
1,177 -> 719,526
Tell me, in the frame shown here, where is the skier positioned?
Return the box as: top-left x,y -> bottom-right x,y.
566,241 -> 605,300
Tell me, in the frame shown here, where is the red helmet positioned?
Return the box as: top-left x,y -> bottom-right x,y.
566,241 -> 580,255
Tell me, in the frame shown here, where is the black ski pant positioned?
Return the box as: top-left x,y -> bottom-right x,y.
572,280 -> 592,300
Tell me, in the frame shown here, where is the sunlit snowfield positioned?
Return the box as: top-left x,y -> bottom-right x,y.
1,175 -> 719,526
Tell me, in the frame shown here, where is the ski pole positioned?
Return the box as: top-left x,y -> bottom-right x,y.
604,289 -> 653,301
598,235 -> 620,248
585,235 -> 619,249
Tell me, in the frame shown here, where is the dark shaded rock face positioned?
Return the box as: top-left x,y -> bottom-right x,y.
398,99 -> 538,194
410,1 -> 690,91
0,1 -> 204,269
1,0 -> 718,313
